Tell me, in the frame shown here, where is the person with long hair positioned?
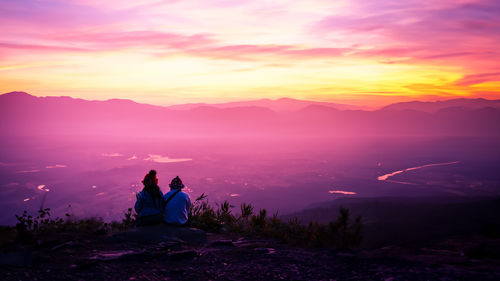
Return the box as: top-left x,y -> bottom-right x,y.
134,170 -> 164,226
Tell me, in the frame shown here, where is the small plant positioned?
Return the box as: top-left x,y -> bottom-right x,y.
189,194 -> 219,230
240,203 -> 254,219
15,208 -> 65,241
330,207 -> 362,249
121,208 -> 137,229
250,209 -> 267,230
215,201 -> 235,231
14,206 -> 139,241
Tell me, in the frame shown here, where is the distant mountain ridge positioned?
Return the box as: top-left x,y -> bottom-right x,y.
1,91 -> 499,137
167,97 -> 365,111
0,91 -> 164,110
382,98 -> 500,112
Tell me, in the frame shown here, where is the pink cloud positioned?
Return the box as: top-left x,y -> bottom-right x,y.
421,52 -> 476,60
454,72 -> 500,86
185,44 -> 349,61
48,30 -> 214,50
3,0 -> 497,66
0,42 -> 90,53
0,30 -> 215,56
1,27 -> 351,61
313,0 -> 500,70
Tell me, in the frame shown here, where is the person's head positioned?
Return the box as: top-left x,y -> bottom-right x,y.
141,170 -> 162,207
169,176 -> 184,190
142,169 -> 158,187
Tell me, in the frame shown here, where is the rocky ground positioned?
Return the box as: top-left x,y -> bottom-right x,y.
1,226 -> 499,280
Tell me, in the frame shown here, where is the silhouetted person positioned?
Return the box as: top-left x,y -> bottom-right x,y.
135,170 -> 164,226
162,176 -> 191,225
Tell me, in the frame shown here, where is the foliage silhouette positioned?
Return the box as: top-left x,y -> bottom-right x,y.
13,195 -> 362,249
188,195 -> 362,248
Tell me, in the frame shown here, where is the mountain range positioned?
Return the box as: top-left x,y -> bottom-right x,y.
166,97 -> 365,111
1,91 -> 499,137
381,98 -> 500,112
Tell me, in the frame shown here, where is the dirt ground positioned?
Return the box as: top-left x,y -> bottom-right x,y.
1,227 -> 499,281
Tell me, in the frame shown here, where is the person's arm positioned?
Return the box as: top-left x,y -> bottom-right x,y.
186,194 -> 192,210
160,190 -> 167,208
161,192 -> 168,210
134,192 -> 143,214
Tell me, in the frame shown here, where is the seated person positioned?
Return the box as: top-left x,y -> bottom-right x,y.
163,176 -> 191,225
134,170 -> 164,226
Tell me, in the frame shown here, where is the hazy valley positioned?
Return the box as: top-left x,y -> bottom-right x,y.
1,92 -> 499,227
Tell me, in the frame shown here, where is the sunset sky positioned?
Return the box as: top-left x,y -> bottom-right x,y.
1,0 -> 499,106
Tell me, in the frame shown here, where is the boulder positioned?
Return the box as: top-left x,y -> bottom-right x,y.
110,225 -> 206,244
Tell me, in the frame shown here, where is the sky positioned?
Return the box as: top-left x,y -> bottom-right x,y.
1,0 -> 499,106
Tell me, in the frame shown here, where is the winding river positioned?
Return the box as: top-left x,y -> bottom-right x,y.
378,161 -> 461,182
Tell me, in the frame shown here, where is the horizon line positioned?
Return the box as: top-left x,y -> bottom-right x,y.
3,91 -> 499,111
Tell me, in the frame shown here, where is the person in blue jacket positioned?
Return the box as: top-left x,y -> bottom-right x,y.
163,176 -> 191,225
134,170 -> 164,226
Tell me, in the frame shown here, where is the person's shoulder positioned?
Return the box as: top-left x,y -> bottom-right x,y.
164,189 -> 178,196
